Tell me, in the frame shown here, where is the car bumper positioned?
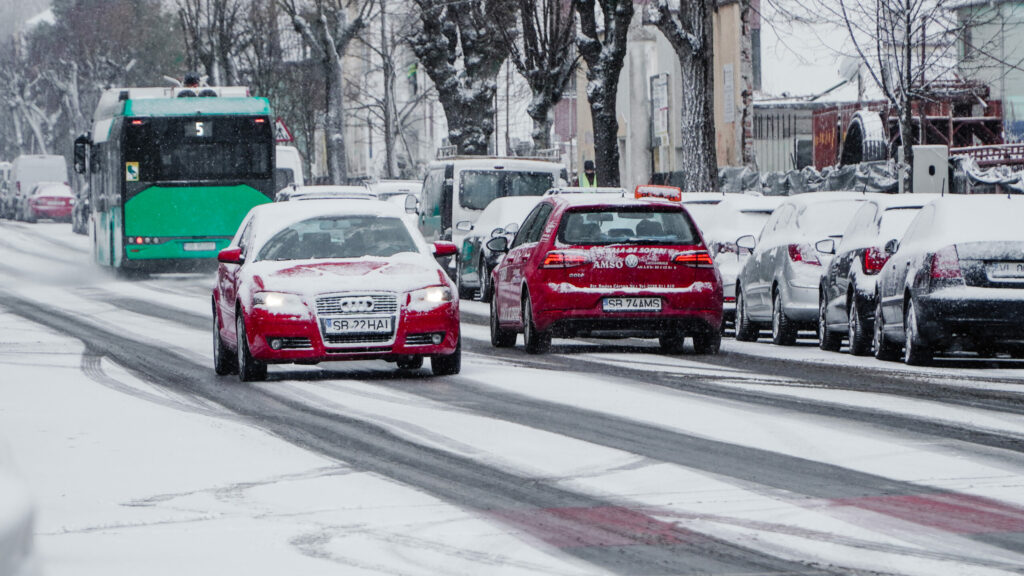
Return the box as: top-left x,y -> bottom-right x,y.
246,304 -> 460,362
916,288 -> 1024,343
782,282 -> 820,322
533,284 -> 723,336
30,205 -> 72,220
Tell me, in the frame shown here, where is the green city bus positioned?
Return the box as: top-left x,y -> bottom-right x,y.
75,86 -> 275,271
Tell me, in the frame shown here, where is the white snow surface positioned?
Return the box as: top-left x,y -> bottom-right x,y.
3,223 -> 1024,575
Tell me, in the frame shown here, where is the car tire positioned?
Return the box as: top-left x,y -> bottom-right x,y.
522,293 -> 551,354
490,297 -> 517,348
431,338 -> 461,375
212,302 -> 237,376
693,329 -> 722,355
236,313 -> 267,382
818,295 -> 842,351
873,295 -> 901,361
397,355 -> 424,370
734,289 -> 758,342
847,295 -> 872,356
771,290 -> 797,346
659,333 -> 685,354
478,263 -> 493,303
903,300 -> 932,366
456,260 -> 475,300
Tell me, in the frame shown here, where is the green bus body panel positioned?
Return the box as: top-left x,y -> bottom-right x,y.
124,185 -> 269,260
124,97 -> 271,117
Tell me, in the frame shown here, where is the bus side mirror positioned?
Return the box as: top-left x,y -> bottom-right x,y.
74,134 -> 91,174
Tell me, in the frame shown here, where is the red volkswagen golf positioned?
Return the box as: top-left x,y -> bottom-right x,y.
212,200 -> 461,381
487,189 -> 724,354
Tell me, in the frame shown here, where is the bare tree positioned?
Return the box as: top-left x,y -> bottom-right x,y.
280,0 -> 371,184
647,0 -> 718,191
574,0 -> 633,187
408,0 -> 516,155
177,0 -> 248,86
494,0 -> 578,152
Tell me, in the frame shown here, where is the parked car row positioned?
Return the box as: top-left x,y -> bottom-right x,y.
728,191 -> 1024,364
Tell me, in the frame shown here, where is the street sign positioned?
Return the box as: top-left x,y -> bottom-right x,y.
274,117 -> 293,143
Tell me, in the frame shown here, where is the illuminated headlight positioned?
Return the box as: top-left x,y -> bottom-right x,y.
253,291 -> 307,315
407,286 -> 453,312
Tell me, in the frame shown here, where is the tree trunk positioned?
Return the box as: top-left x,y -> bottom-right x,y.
325,56 -> 348,183
529,109 -> 552,151
381,1 -> 398,178
676,4 -> 717,191
587,78 -> 621,186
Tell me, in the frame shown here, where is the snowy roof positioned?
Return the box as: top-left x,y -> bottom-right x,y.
470,196 -> 544,236
910,194 -> 1024,245
430,157 -> 565,172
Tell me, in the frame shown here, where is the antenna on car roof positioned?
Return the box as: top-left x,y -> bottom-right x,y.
941,177 -> 946,197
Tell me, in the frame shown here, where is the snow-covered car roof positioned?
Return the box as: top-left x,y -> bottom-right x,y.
549,193 -> 687,209
367,180 -> 422,197
904,194 -> 1024,246
276,185 -> 376,202
544,186 -> 627,196
467,196 -> 544,238
30,181 -> 73,195
244,199 -> 421,252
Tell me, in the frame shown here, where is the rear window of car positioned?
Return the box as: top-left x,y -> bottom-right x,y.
797,200 -> 867,238
257,216 -> 418,261
557,208 -> 698,246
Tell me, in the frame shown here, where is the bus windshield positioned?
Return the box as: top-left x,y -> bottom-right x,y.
459,170 -> 554,211
124,116 -> 273,182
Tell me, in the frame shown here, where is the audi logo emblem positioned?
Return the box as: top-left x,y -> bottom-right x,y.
338,297 -> 375,312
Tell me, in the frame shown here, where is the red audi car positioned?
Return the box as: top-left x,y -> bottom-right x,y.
487,188 -> 724,354
212,200 -> 461,381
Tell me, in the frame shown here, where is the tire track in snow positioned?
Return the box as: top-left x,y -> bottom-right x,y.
1,288 -> 830,576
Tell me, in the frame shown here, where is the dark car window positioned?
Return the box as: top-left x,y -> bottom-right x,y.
511,203 -> 551,248
257,216 -> 417,261
558,208 -> 698,246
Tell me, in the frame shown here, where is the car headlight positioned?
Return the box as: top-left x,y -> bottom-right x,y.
407,285 -> 454,312
252,291 -> 307,315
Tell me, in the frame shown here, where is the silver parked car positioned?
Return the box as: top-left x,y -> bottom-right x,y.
734,192 -> 883,345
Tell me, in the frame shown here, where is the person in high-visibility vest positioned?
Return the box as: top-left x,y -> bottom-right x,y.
575,160 -> 597,187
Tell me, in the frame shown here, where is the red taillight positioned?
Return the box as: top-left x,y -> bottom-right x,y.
788,244 -> 821,266
862,246 -> 888,275
673,250 -> 715,268
540,250 -> 589,268
930,245 -> 962,280
131,119 -> 144,125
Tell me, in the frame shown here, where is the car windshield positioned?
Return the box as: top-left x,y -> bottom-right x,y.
878,206 -> 922,240
459,170 -> 555,211
558,208 -> 698,246
257,216 -> 418,261
797,200 -> 866,238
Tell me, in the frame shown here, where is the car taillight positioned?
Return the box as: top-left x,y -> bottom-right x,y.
930,245 -> 963,280
788,243 -> 820,266
672,250 -> 715,268
540,250 -> 589,268
862,246 -> 888,275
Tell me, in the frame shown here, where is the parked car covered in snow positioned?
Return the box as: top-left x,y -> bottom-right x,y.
693,194 -> 783,324
817,194 -> 936,355
734,191 -> 883,345
487,193 -> 723,354
4,154 -> 68,221
455,195 -> 544,301
873,194 -> 1024,364
212,200 -> 461,381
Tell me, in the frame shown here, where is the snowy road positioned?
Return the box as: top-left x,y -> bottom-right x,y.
2,221 -> 1024,575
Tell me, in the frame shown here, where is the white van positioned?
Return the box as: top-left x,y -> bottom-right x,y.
274,145 -> 305,192
415,156 -> 567,276
4,155 -> 69,220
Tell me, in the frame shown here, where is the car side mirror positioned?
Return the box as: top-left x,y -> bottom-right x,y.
490,227 -> 505,238
486,236 -> 509,254
815,238 -> 836,255
884,238 -> 899,255
404,194 -> 420,214
455,220 -> 473,232
217,247 -> 244,264
432,241 -> 458,257
504,222 -> 520,236
736,235 -> 756,251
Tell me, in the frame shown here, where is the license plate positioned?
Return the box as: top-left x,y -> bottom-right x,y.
183,242 -> 217,252
323,316 -> 393,334
602,297 -> 662,312
987,261 -> 1024,281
